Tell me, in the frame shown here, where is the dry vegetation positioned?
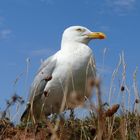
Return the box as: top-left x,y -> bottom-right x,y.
0,101 -> 140,140
0,52 -> 140,140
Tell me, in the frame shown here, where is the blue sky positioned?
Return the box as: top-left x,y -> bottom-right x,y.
0,0 -> 140,118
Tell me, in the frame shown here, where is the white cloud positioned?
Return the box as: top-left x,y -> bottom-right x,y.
0,16 -> 12,40
97,64 -> 112,75
105,0 -> 136,15
29,48 -> 54,57
106,0 -> 136,8
0,29 -> 12,40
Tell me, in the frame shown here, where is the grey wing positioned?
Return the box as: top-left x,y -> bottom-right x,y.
21,54 -> 57,121
28,54 -> 57,103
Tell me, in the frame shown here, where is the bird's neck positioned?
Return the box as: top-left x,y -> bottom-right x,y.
61,41 -> 89,52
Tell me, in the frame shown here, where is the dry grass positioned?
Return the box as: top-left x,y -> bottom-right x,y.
0,108 -> 140,140
0,52 -> 140,140
0,79 -> 140,140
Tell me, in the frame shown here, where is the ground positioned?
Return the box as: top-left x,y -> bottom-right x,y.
0,105 -> 140,140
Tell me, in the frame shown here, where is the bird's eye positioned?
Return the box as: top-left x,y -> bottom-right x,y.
76,28 -> 83,32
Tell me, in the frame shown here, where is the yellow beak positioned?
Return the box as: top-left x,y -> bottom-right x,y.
87,32 -> 106,39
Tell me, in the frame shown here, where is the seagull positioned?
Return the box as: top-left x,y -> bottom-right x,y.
21,26 -> 106,122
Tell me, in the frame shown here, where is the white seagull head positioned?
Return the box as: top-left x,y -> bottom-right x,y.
61,26 -> 106,45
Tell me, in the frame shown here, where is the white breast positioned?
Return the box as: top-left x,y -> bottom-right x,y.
43,43 -> 96,114
49,43 -> 95,94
